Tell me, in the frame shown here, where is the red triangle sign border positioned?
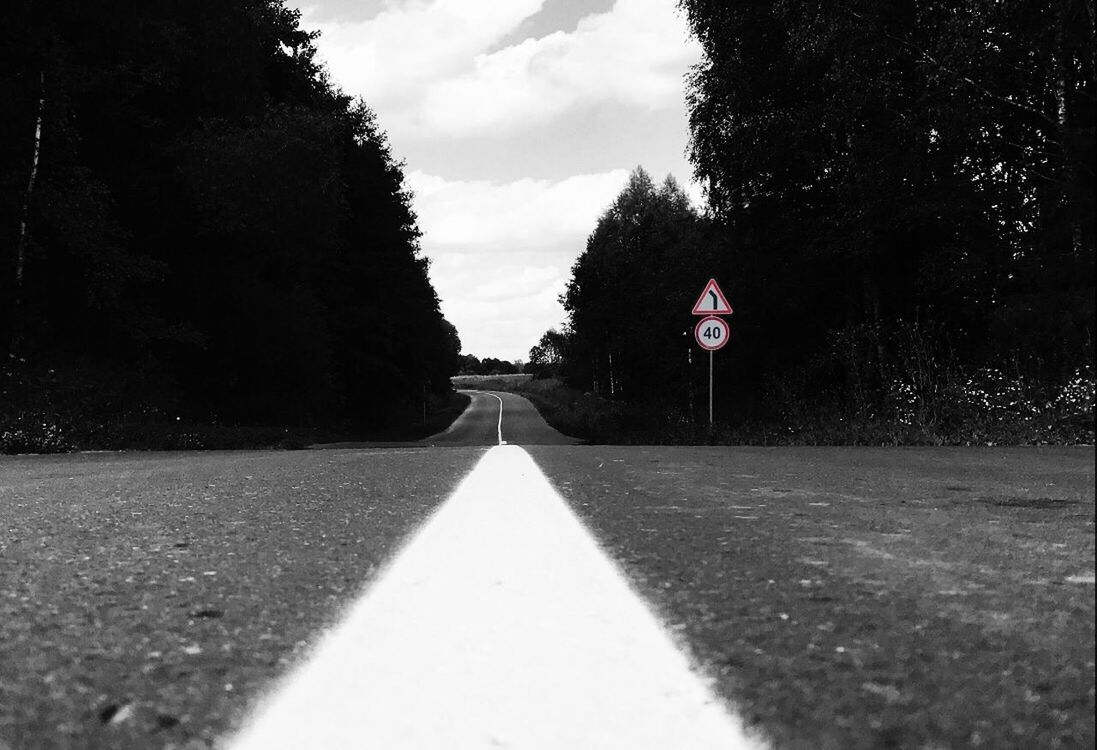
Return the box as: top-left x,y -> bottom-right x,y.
691,278 -> 733,315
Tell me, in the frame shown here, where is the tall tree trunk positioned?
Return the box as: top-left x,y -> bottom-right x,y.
607,350 -> 616,398
10,71 -> 45,357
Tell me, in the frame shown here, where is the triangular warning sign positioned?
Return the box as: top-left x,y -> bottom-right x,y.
691,278 -> 733,315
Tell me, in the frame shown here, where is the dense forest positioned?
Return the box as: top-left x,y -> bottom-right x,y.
541,1 -> 1094,443
1,0 -> 460,450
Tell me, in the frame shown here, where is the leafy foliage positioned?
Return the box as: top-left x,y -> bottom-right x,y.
677,0 -> 1094,421
539,4 -> 1094,443
527,329 -> 570,377
457,354 -> 522,376
561,168 -> 713,406
1,0 -> 458,447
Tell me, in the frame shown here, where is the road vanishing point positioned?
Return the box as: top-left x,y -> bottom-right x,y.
1,390 -> 1093,750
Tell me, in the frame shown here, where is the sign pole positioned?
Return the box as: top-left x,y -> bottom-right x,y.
708,349 -> 713,425
691,278 -> 733,429
685,332 -> 695,423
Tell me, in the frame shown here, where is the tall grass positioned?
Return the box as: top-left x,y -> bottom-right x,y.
2,361 -> 472,454
495,371 -> 1094,446
450,374 -> 534,390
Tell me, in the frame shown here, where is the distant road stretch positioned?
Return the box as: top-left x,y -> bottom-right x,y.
426,390 -> 582,446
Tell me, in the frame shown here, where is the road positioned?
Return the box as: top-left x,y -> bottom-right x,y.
0,391 -> 1093,749
426,390 -> 581,446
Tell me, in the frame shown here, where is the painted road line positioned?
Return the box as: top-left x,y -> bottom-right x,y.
488,391 -> 504,445
227,446 -> 765,750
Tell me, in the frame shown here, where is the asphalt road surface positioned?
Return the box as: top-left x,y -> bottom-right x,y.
427,390 -> 581,446
0,391 -> 1093,749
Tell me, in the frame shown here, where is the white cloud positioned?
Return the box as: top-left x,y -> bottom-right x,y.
408,169 -> 633,359
419,0 -> 701,136
307,0 -> 545,105
296,0 -> 705,358
429,253 -> 570,361
406,169 -> 629,253
306,0 -> 700,138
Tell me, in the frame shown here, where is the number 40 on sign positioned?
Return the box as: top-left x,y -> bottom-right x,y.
694,316 -> 729,351
691,278 -> 732,351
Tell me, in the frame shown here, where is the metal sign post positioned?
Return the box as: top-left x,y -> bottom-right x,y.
691,280 -> 733,427
709,349 -> 714,425
693,315 -> 729,425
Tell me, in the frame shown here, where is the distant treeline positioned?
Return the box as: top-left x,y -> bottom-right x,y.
457,355 -> 523,377
1,0 -> 459,447
534,2 -> 1094,443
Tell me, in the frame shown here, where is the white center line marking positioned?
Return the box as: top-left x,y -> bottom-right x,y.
227,446 -> 766,750
487,391 -> 504,445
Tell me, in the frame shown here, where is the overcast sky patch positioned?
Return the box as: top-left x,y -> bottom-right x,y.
296,0 -> 701,359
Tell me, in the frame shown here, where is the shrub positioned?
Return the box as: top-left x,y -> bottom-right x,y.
0,414 -> 72,454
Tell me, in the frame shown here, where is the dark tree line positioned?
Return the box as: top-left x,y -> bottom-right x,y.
548,1 -> 1093,438
1,0 -> 460,438
559,169 -> 712,407
457,355 -> 522,376
680,0 -> 1093,415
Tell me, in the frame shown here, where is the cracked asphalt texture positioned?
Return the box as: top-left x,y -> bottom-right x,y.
2,391 -> 1093,750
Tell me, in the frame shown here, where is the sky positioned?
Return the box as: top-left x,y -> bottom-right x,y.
293,0 -> 703,361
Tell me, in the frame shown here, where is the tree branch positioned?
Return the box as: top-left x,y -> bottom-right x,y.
845,9 -> 1061,134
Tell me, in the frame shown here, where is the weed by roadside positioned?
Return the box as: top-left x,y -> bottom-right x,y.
2,362 -> 471,454
483,372 -> 1095,446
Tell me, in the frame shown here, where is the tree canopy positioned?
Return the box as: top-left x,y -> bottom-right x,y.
561,168 -> 712,407
546,2 -> 1092,439
677,0 -> 1094,419
1,0 -> 458,433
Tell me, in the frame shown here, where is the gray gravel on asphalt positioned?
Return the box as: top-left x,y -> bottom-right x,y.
0,447 -> 485,750
528,445 -> 1096,750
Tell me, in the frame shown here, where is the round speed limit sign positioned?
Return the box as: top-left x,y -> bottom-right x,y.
694,315 -> 730,351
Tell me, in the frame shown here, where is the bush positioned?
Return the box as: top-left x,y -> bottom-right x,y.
2,358 -> 473,454
515,367 -> 1094,446
0,414 -> 72,454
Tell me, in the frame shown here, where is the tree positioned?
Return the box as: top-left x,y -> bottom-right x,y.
458,354 -> 482,375
528,328 -> 571,376
678,0 -> 1094,419
563,168 -> 713,407
0,0 -> 460,436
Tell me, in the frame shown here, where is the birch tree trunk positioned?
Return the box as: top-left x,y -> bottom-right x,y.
10,71 -> 45,357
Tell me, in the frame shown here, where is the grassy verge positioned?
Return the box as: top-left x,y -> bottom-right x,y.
478,376 -> 1095,446
382,391 -> 472,442
451,373 -> 534,390
2,364 -> 472,454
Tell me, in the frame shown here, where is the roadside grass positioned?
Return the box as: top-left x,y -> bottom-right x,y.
387,391 -> 472,442
2,364 -> 472,454
481,376 -> 1095,447
451,373 -> 534,390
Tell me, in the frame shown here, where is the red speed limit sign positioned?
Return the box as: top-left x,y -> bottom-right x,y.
694,315 -> 729,351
